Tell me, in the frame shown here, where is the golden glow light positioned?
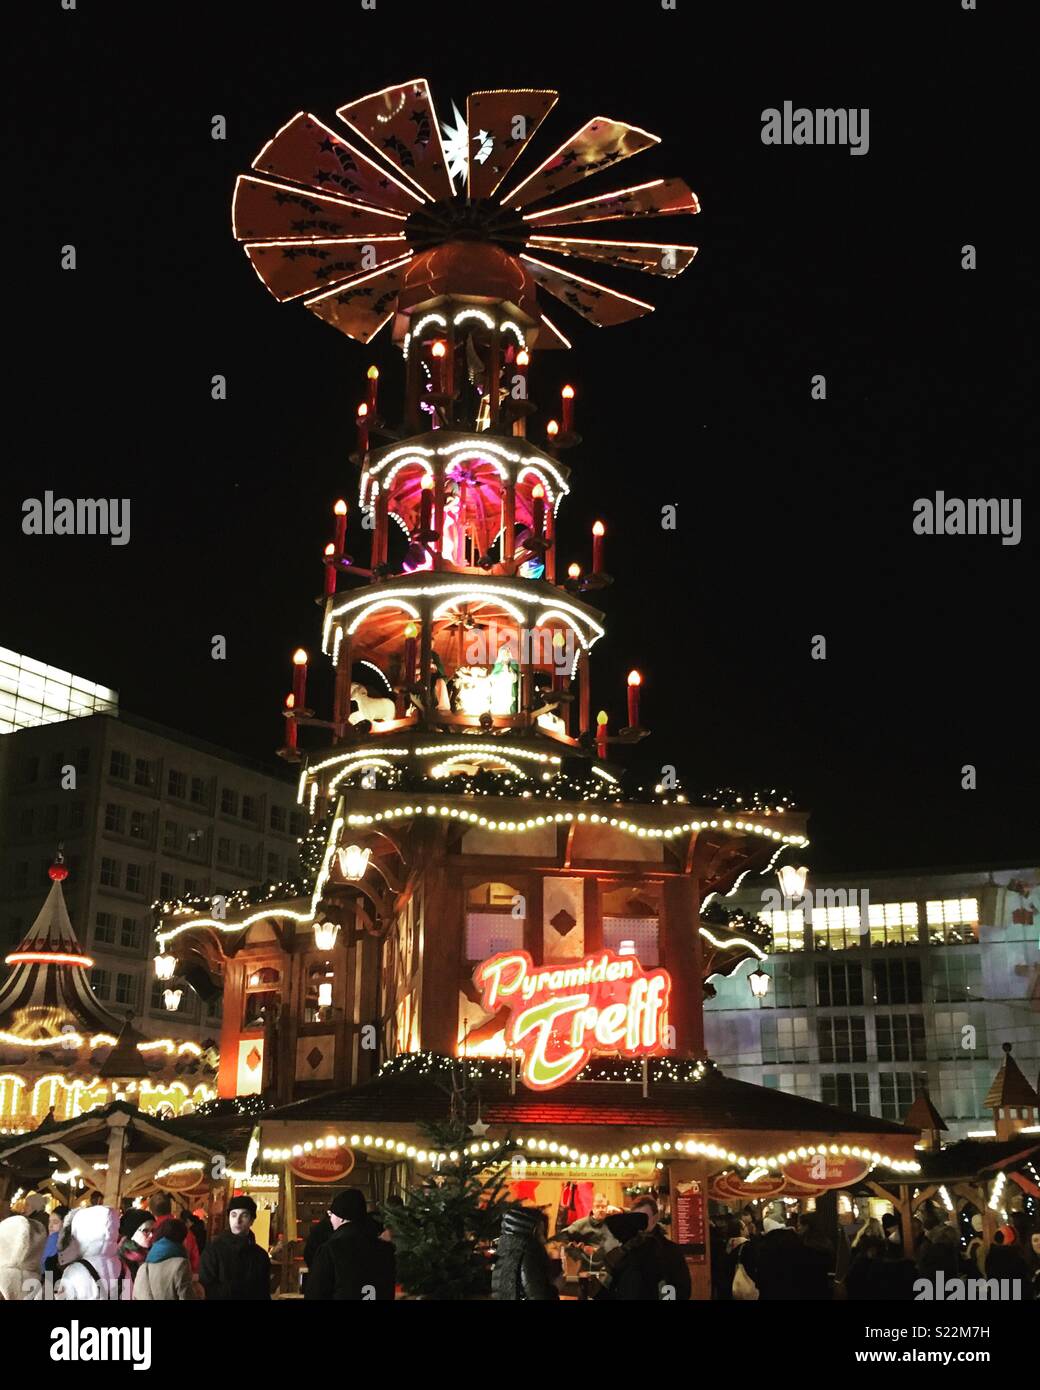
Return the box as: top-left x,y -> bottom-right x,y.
292,648 -> 308,666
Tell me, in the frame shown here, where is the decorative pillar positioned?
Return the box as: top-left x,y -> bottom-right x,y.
102,1112 -> 130,1207
578,649 -> 591,735
418,603 -> 433,725
334,628 -> 353,733
433,464 -> 446,570
502,477 -> 516,564
544,500 -> 556,582
662,876 -> 703,1057
374,485 -> 389,568
488,324 -> 502,430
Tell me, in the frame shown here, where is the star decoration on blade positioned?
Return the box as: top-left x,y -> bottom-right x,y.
232,79 -> 702,347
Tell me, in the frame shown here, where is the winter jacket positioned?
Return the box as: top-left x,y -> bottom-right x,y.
610,1227 -> 692,1301
305,1220 -> 396,1301
59,1206 -> 128,1300
0,1216 -> 47,1301
198,1230 -> 271,1301
150,1215 -> 200,1274
118,1236 -> 150,1277
133,1239 -> 199,1301
917,1223 -> 963,1279
754,1228 -> 801,1299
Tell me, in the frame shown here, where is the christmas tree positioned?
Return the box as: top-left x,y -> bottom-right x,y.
381,1062 -> 519,1299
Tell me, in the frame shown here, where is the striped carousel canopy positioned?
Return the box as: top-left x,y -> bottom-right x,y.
0,857 -> 123,1039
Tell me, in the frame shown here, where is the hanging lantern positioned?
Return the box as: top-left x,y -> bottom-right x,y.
313,919 -> 341,952
337,845 -> 371,880
163,988 -> 183,1012
777,865 -> 808,900
748,966 -> 771,999
154,953 -> 176,981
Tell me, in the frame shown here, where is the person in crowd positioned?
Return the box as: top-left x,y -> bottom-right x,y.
881,1212 -> 903,1248
916,1207 -> 964,1280
1028,1232 -> 1040,1300
491,1206 -> 560,1301
984,1225 -> 1032,1289
717,1214 -> 751,1299
305,1189 -> 396,1301
149,1192 -> 200,1274
41,1205 -> 69,1276
556,1192 -> 620,1280
59,1205 -> 126,1300
380,1193 -> 403,1244
753,1221 -> 800,1300
792,1211 -> 834,1300
303,1212 -> 333,1294
606,1197 -> 691,1301
133,1218 -> 199,1301
118,1209 -> 156,1280
198,1195 -> 271,1301
184,1205 -> 208,1256
22,1193 -> 49,1226
851,1217 -> 884,1251
965,1213 -> 986,1274
0,1215 -> 47,1300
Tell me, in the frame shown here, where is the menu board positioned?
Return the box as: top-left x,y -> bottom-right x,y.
672,1179 -> 706,1262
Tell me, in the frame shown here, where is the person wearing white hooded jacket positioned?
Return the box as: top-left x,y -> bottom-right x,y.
59,1205 -> 129,1300
0,1215 -> 47,1300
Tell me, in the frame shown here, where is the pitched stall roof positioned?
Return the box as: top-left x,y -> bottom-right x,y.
259,1061 -> 917,1142
983,1044 -> 1040,1110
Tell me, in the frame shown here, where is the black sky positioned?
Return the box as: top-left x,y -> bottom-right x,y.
3,2 -> 1035,873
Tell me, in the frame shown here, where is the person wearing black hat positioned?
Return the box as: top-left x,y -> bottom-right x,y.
304,1190 -> 395,1301
117,1208 -> 156,1281
600,1201 -> 692,1301
198,1196 -> 271,1301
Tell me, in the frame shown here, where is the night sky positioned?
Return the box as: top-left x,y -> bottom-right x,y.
4,4 -> 1034,874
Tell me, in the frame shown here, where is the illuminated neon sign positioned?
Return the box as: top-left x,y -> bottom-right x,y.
474,949 -> 671,1090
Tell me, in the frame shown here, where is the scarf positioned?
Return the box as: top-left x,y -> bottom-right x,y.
146,1237 -> 185,1264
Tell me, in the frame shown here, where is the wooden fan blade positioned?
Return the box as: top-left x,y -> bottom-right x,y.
251,112 -> 425,215
336,79 -> 453,203
520,253 -> 655,327
232,175 -> 407,242
466,89 -> 558,201
522,177 -> 701,227
304,255 -> 412,342
245,236 -> 408,302
528,235 -> 698,278
501,117 -> 660,209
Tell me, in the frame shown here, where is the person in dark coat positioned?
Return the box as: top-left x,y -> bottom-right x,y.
303,1215 -> 334,1294
491,1207 -> 560,1301
198,1196 -> 271,1301
984,1226 -> 1032,1291
753,1223 -> 800,1299
304,1190 -> 395,1301
603,1199 -> 692,1301
791,1212 -> 834,1300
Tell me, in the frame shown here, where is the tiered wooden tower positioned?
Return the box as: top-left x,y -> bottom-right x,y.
159,81 -> 809,1104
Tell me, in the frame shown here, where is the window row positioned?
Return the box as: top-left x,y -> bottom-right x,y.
13,800 -> 87,837
763,897 -> 980,950
15,747 -> 91,784
109,749 -> 302,836
93,912 -> 145,952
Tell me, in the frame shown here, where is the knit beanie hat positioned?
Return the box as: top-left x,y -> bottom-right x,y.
328,1190 -> 367,1222
119,1208 -> 154,1242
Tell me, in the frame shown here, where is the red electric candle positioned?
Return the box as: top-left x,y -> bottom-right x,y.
592,519 -> 605,573
356,402 -> 369,453
567,562 -> 581,582
627,669 -> 642,728
285,693 -> 297,750
333,498 -> 348,554
419,474 -> 433,533
561,384 -> 575,434
516,348 -> 530,394
431,339 -> 447,394
530,482 -> 545,538
366,364 -> 379,414
292,649 -> 308,709
403,622 -> 418,688
323,542 -> 337,596
596,710 -> 609,760
546,419 -> 559,448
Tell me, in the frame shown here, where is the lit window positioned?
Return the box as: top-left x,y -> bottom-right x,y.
925,897 -> 979,944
